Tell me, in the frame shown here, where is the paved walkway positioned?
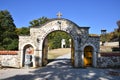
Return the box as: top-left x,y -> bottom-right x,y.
0,54 -> 120,80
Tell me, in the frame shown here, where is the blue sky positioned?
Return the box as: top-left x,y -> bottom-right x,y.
0,0 -> 120,34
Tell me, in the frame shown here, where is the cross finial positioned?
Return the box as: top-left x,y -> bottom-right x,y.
57,12 -> 62,18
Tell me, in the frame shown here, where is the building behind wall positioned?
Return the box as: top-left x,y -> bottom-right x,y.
61,39 -> 66,48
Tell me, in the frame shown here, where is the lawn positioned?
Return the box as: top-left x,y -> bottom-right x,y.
48,48 -> 71,59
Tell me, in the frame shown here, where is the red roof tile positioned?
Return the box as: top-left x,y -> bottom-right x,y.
0,51 -> 18,55
100,52 -> 120,57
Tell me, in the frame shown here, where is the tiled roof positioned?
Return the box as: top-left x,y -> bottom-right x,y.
100,52 -> 120,56
0,51 -> 18,55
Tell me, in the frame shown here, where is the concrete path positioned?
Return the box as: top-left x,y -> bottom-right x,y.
0,54 -> 120,80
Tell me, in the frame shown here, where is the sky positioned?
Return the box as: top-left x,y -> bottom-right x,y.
0,0 -> 120,34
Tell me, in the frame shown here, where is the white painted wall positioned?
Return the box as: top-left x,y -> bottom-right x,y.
100,42 -> 119,47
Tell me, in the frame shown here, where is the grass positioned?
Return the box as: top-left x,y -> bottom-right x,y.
48,48 -> 71,59
47,46 -> 118,59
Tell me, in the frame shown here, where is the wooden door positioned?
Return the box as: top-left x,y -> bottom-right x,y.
71,39 -> 74,66
84,46 -> 93,67
42,38 -> 48,66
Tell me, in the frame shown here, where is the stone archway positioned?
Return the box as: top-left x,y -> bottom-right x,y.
41,30 -> 75,66
19,18 -> 100,68
35,19 -> 81,67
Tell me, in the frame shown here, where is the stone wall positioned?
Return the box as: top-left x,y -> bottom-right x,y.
0,51 -> 20,68
97,53 -> 120,68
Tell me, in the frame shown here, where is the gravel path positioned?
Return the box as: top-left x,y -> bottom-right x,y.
0,54 -> 120,80
56,53 -> 71,59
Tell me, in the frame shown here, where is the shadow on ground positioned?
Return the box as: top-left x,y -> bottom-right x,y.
3,59 -> 120,80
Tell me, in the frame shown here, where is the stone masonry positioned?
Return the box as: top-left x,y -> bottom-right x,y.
19,18 -> 100,68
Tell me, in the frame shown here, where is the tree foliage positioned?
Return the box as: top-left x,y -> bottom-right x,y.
16,27 -> 30,35
47,31 -> 71,49
100,29 -> 120,42
0,10 -> 18,50
29,16 -> 49,27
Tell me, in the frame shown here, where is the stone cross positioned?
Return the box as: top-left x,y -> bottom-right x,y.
57,12 -> 62,18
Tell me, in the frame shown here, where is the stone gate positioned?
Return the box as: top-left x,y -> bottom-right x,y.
19,18 -> 100,68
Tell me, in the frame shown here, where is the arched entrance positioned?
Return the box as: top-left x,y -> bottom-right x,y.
84,46 -> 93,67
19,18 -> 99,68
22,44 -> 34,67
42,30 -> 75,66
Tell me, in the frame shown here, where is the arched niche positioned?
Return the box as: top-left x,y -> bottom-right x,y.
82,43 -> 97,67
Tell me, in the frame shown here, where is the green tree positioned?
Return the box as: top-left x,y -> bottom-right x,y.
0,10 -> 18,50
16,27 -> 30,35
100,29 -> 119,42
47,31 -> 71,49
29,16 -> 49,27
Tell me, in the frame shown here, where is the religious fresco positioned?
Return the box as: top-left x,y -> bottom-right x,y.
25,47 -> 34,54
